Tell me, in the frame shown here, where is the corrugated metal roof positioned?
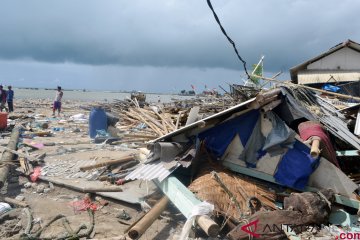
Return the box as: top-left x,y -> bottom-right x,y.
298,70 -> 360,84
125,162 -> 180,182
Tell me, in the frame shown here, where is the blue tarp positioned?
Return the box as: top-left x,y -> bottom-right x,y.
322,84 -> 341,93
198,110 -> 260,158
198,108 -> 319,190
274,140 -> 320,190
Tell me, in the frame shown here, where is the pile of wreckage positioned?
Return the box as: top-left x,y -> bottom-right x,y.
82,94 -> 238,143
1,83 -> 360,239
121,84 -> 360,239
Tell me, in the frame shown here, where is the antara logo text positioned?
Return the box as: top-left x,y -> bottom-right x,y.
240,219 -> 321,238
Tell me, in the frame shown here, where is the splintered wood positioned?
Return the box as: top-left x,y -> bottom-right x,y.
120,107 -> 177,137
189,169 -> 276,219
85,95 -> 240,145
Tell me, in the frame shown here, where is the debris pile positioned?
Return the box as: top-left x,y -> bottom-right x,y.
1,82 -> 360,239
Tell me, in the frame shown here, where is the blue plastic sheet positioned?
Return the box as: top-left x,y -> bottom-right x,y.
322,84 -> 341,93
274,140 -> 320,189
198,109 -> 259,158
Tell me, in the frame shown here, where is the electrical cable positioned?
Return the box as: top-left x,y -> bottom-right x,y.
206,0 -> 250,79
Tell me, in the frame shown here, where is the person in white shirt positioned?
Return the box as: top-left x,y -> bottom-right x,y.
53,86 -> 63,116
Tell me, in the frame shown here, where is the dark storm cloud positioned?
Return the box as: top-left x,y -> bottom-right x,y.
0,0 -> 359,72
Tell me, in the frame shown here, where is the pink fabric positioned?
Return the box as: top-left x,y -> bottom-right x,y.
298,121 -> 340,168
69,197 -> 98,212
30,167 -> 42,182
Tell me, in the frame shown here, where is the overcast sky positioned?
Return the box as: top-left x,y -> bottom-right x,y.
0,0 -> 359,92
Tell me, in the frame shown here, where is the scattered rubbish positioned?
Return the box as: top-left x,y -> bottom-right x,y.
15,195 -> 25,202
0,202 -> 12,215
1,46 -> 360,238
30,167 -> 41,182
117,209 -> 131,221
69,195 -> 99,212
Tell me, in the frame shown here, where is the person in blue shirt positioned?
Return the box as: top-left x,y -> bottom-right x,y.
7,86 -> 14,112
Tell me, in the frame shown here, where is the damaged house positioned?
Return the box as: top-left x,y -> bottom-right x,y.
290,39 -> 360,96
125,85 -> 360,239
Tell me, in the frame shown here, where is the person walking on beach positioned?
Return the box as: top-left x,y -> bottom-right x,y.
53,86 -> 63,116
0,85 -> 7,112
7,86 -> 14,112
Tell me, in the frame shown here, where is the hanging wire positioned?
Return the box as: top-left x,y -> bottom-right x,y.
206,0 -> 250,79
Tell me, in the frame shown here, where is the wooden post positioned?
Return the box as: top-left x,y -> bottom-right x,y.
311,139 -> 321,159
0,126 -> 21,188
128,196 -> 169,239
80,155 -> 134,171
197,215 -> 220,237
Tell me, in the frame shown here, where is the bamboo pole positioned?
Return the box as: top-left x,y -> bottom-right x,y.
128,196 -> 169,239
80,155 -> 134,171
0,126 -> 21,188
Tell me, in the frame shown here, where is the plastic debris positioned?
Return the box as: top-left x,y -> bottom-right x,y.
69,195 -> 99,212
30,167 -> 42,182
0,202 -> 12,215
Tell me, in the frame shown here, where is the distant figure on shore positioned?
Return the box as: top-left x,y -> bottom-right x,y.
7,86 -> 14,112
53,86 -> 63,116
0,85 -> 7,112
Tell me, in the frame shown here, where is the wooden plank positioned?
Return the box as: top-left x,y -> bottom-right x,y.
80,155 -> 134,171
4,197 -> 29,207
185,106 -> 200,126
222,161 -> 360,209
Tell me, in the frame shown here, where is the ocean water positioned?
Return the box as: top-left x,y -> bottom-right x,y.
13,88 -> 195,103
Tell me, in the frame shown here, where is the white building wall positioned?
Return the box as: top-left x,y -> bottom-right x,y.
307,47 -> 360,70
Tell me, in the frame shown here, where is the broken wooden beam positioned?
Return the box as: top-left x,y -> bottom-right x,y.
80,155 -> 134,171
0,126 -> 22,188
4,197 -> 29,207
39,177 -> 123,193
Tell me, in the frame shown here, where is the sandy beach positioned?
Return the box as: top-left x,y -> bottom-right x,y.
0,98 -> 188,239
